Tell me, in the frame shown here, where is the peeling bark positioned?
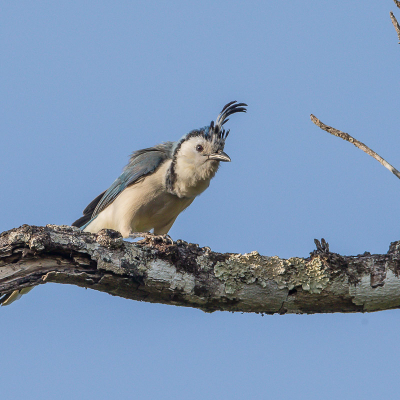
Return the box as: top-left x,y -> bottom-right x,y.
1,225 -> 400,313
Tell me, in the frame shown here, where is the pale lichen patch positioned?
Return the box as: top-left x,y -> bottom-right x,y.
28,237 -> 45,251
146,259 -> 195,294
8,230 -> 30,244
196,254 -> 214,271
214,252 -> 330,295
349,270 -> 400,311
279,256 -> 330,294
214,252 -> 260,294
48,232 -> 71,246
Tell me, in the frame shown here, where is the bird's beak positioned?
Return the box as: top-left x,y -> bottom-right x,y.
208,151 -> 231,162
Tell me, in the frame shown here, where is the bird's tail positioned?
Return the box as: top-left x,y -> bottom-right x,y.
72,190 -> 106,228
0,287 -> 34,306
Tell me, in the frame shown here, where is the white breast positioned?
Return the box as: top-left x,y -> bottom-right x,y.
84,161 -> 194,237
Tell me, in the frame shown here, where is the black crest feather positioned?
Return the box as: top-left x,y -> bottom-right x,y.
211,101 -> 247,139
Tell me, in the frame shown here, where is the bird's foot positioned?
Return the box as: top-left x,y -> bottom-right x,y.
151,234 -> 174,245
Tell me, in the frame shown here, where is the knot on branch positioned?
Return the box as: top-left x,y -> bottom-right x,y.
96,229 -> 124,249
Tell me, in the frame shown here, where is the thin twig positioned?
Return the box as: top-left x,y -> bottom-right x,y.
390,11 -> 400,43
394,0 -> 400,10
310,114 -> 400,180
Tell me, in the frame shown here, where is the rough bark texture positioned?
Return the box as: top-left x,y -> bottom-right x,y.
1,225 -> 400,313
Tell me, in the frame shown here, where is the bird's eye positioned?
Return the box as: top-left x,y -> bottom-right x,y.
196,144 -> 204,152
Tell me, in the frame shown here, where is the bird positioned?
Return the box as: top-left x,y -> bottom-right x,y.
0,100 -> 246,306
72,100 -> 247,239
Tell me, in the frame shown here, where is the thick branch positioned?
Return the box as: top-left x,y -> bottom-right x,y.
1,225 -> 400,313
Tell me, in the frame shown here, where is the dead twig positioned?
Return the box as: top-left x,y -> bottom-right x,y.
390,11 -> 400,43
310,114 -> 400,180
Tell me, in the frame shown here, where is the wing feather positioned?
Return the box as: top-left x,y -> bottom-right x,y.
72,142 -> 174,228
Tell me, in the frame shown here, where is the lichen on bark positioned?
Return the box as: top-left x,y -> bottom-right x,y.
1,224 -> 400,314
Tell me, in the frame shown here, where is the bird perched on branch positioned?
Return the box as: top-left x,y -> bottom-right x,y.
72,100 -> 247,238
0,101 -> 246,306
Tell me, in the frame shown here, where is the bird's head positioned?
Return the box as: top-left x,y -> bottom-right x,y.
174,101 -> 247,167
167,101 -> 247,197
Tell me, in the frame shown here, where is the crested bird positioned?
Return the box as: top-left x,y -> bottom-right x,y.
72,100 -> 247,238
0,101 -> 246,306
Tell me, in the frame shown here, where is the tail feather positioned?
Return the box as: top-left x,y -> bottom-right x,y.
0,287 -> 34,306
72,190 -> 106,228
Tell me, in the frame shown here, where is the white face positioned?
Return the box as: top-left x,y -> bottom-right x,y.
178,136 -> 217,168
174,135 -> 222,190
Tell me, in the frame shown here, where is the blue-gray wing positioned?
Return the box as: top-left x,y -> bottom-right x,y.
72,142 -> 174,228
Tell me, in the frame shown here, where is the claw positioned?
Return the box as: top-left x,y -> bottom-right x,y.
152,234 -> 174,245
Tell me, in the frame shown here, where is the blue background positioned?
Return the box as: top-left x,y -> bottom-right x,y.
1,1 -> 400,399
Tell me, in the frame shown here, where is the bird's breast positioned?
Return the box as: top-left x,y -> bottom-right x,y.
110,160 -> 193,232
171,161 -> 215,198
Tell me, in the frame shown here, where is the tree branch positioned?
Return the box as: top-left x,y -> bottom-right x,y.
310,114 -> 400,180
1,225 -> 400,313
390,11 -> 400,43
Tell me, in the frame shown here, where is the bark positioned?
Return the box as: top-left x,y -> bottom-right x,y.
1,225 -> 400,313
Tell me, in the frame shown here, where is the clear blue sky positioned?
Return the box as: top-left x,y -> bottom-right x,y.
2,1 -> 400,399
